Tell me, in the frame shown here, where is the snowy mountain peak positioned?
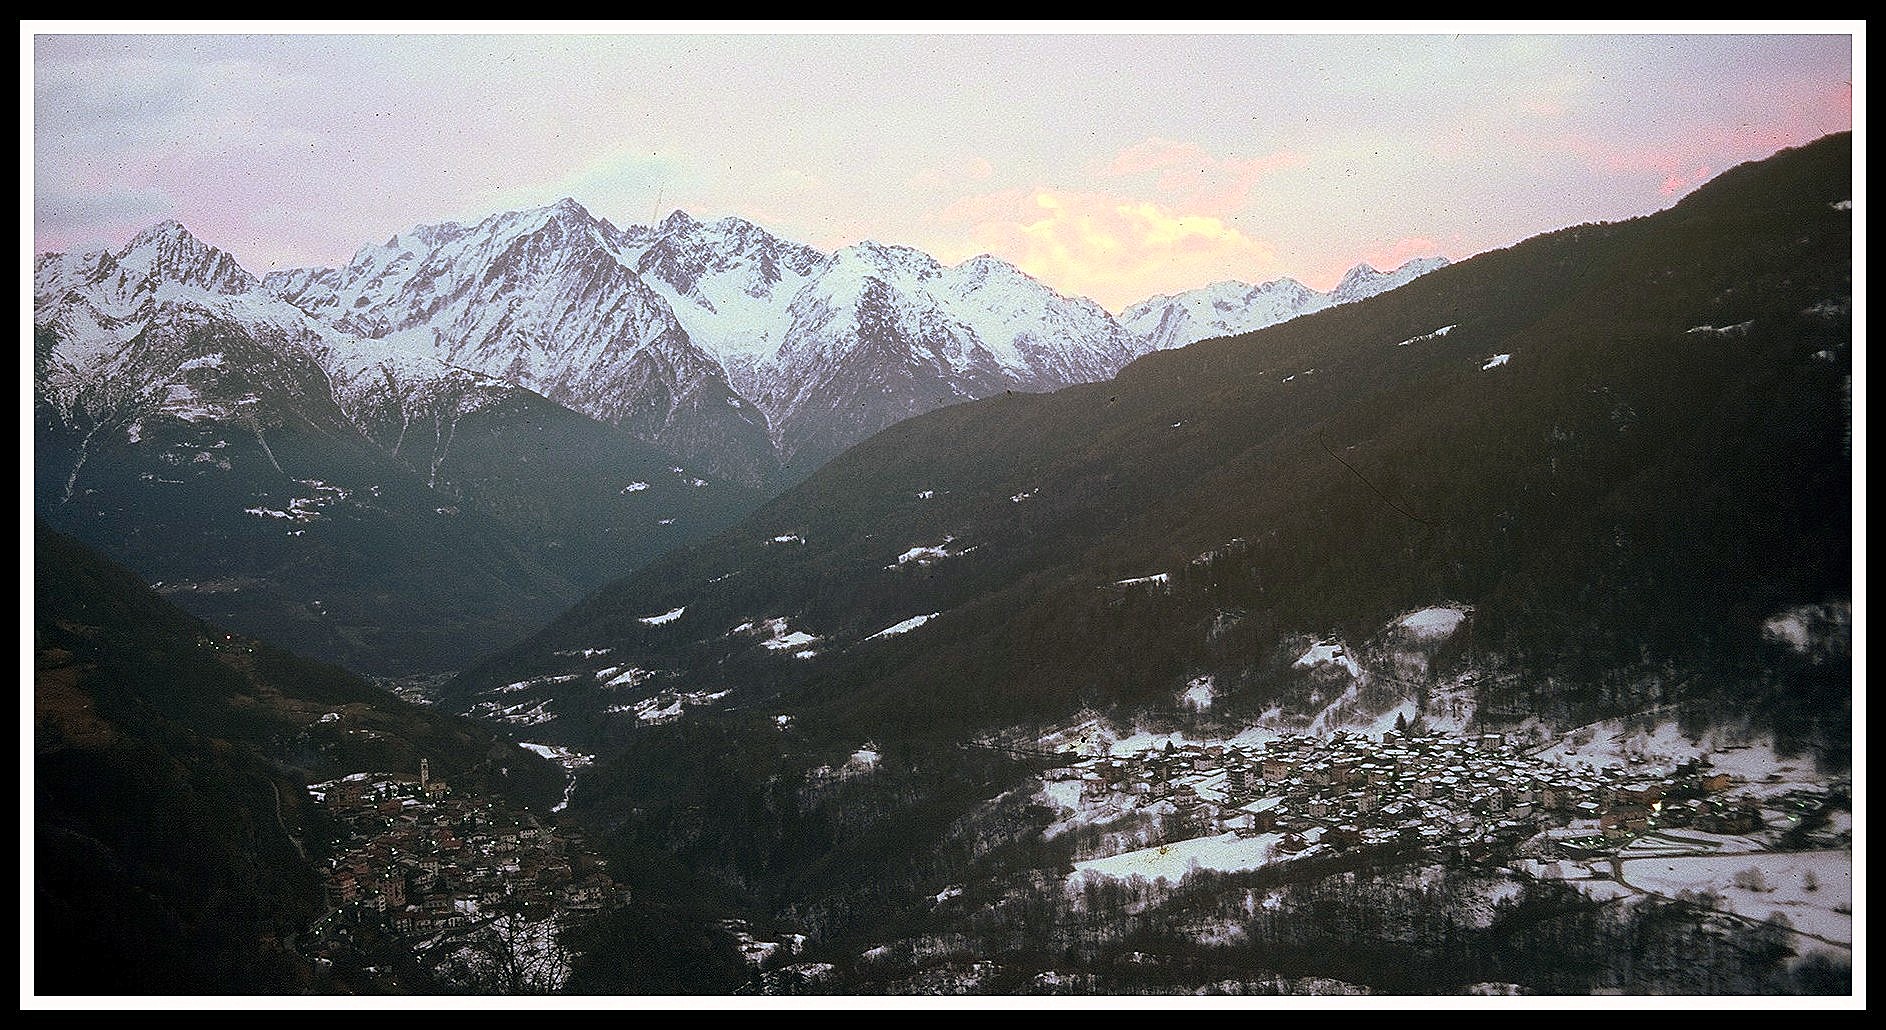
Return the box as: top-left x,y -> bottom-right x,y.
951,254 -> 1033,287
1329,256 -> 1451,306
709,213 -> 767,237
114,220 -> 259,296
1120,257 -> 1446,352
125,219 -> 191,247
828,240 -> 944,284
407,220 -> 470,250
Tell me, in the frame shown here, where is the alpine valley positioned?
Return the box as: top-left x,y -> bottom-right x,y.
31,134 -> 1853,997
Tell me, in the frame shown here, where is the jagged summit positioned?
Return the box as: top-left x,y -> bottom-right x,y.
126,218 -> 190,246
112,219 -> 259,296
1328,256 -> 1452,305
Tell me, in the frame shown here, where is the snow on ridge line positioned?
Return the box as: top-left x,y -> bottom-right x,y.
639,606 -> 686,626
866,613 -> 940,640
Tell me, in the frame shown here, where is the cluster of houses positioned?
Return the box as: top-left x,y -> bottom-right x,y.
1050,727 -> 1774,860
305,760 -> 627,944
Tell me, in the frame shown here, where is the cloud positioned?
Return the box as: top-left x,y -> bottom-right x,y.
1103,138 -> 1306,213
928,188 -> 1286,312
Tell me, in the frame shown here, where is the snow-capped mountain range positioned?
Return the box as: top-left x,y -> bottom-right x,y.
1119,256 -> 1451,352
39,200 -> 1447,486
33,218 -> 764,676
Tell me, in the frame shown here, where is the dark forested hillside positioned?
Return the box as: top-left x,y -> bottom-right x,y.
33,300 -> 763,680
32,523 -> 564,994
453,132 -> 1850,759
423,138 -> 1853,998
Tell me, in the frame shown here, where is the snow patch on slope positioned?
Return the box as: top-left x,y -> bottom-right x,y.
638,606 -> 686,626
867,613 -> 940,640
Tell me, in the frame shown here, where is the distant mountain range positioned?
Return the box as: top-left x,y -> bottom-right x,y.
259,199 -> 1444,481
1120,257 -> 1451,352
34,201 -> 1442,675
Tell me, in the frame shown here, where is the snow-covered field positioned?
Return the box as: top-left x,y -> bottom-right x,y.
468,697 -> 557,726
729,616 -> 822,654
606,688 -> 731,725
1037,779 -> 1151,841
1616,830 -> 1768,859
1533,720 -> 1832,802
1294,640 -> 1362,678
1069,832 -> 1285,885
596,666 -> 655,689
1620,852 -> 1852,944
488,673 -> 580,696
1396,605 -> 1468,639
1179,675 -> 1215,711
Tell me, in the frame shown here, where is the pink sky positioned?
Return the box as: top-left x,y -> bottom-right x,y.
29,26 -> 1856,312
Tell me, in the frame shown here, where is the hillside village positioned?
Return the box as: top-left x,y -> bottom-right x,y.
1044,722 -> 1849,871
301,760 -> 627,989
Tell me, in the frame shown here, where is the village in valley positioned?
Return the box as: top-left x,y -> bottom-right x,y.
299,758 -> 628,992
1022,708 -> 1853,958
1051,725 -> 1789,858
